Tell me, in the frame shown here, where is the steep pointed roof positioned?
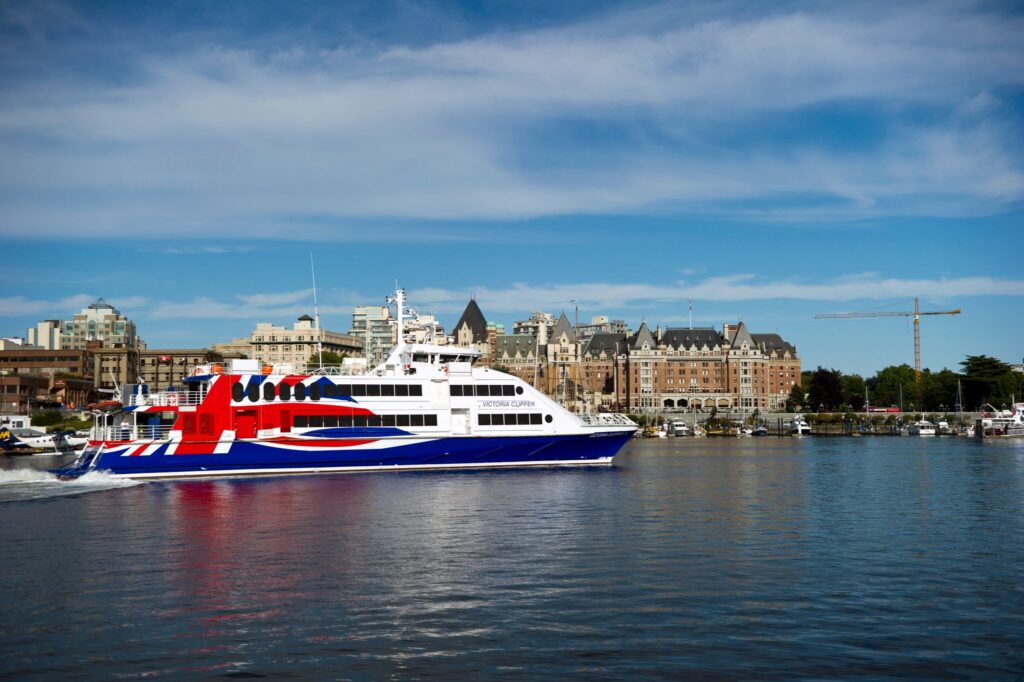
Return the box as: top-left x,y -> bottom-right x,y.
730,321 -> 755,349
631,322 -> 656,350
453,299 -> 488,343
297,314 -> 314,322
551,312 -> 576,343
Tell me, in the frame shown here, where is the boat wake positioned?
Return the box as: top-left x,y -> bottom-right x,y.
0,468 -> 142,502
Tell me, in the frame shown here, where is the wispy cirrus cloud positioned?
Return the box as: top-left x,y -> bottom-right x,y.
0,1 -> 1021,238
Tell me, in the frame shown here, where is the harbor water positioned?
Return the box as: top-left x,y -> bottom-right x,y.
2,437 -> 1023,679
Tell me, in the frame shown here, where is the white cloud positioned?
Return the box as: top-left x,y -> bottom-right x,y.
0,294 -> 149,317
0,1 -> 1022,237
409,274 -> 1024,313
132,274 -> 1024,326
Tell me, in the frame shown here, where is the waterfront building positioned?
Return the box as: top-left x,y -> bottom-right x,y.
576,316 -> 630,344
402,312 -> 448,345
92,347 -> 139,391
0,348 -> 98,411
486,298 -> 801,413
27,320 -> 62,350
0,347 -> 93,379
350,306 -> 396,366
251,315 -> 362,369
210,337 -> 253,360
494,334 -> 540,376
513,312 -> 556,346
58,299 -> 143,351
138,349 -> 225,392
452,299 -> 493,361
0,375 -> 50,415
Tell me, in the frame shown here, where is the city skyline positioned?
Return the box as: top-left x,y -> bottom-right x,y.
3,0 -> 1022,376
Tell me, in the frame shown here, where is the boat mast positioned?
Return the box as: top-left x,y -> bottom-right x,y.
387,286 -> 406,348
310,253 -> 323,369
397,287 -> 405,345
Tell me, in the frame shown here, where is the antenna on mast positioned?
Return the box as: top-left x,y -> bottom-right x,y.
386,285 -> 406,348
310,253 -> 323,370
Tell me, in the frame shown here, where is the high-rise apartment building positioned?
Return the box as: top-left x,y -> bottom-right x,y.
58,299 -> 142,350
350,306 -> 397,366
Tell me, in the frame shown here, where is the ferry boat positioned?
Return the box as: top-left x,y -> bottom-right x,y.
54,290 -> 637,480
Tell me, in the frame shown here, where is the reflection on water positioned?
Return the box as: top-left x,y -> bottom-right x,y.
1,437 -> 1023,678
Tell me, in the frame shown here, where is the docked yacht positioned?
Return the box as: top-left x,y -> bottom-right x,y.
789,415 -> 812,436
908,420 -> 937,436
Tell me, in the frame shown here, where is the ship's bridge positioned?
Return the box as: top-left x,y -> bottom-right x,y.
379,343 -> 480,375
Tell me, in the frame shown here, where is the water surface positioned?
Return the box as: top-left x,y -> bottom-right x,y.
1,437 -> 1022,679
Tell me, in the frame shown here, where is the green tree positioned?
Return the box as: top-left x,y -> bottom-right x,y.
920,368 -> 960,412
960,355 -> 1017,409
806,367 -> 844,411
786,384 -> 806,412
867,364 -> 917,409
311,350 -> 347,366
841,374 -> 866,411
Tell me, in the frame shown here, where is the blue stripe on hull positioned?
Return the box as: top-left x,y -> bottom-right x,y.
87,432 -> 633,478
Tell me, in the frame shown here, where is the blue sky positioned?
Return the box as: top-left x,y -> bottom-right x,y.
2,0 -> 1022,376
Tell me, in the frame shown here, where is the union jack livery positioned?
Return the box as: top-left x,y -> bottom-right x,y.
55,289 -> 636,480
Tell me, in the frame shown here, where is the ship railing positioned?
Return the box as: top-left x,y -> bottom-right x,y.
305,364 -> 372,376
93,425 -> 174,442
577,413 -> 637,427
125,391 -> 204,407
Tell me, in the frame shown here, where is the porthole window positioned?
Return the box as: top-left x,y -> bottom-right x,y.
294,383 -> 307,401
515,386 -> 524,395
309,383 -> 321,401
246,383 -> 260,402
263,383 -> 275,401
232,382 -> 245,402
545,415 -> 553,423
279,383 -> 291,401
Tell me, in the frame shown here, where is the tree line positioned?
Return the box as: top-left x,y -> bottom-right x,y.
789,355 -> 1022,413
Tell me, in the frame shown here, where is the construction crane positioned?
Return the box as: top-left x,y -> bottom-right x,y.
815,297 -> 961,381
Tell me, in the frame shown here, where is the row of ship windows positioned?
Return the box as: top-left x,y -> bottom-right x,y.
294,414 -> 438,428
232,382 -> 424,403
450,384 -> 523,397
478,413 -> 551,426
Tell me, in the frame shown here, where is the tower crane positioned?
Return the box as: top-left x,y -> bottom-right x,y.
815,297 -> 961,382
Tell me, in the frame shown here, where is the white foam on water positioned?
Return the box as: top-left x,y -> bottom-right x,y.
0,466 -> 143,502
